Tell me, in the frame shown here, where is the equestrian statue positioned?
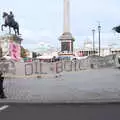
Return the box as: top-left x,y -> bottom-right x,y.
1,11 -> 20,35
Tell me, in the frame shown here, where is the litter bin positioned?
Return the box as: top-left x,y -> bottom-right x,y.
118,57 -> 120,64
91,64 -> 94,69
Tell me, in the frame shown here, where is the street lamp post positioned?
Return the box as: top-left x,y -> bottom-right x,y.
98,23 -> 101,56
92,29 -> 95,54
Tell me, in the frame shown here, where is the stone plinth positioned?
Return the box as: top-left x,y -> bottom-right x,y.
59,32 -> 74,56
0,34 -> 23,61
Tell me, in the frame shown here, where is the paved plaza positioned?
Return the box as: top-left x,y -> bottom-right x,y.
1,67 -> 120,103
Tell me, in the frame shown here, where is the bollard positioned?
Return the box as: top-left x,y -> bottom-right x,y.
90,64 -> 94,69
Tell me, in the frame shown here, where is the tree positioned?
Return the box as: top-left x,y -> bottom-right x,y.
21,46 -> 27,58
113,25 -> 120,33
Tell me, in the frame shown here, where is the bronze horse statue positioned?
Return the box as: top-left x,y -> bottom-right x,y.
1,12 -> 20,35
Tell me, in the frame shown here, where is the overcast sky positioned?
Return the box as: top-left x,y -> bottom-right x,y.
0,0 -> 120,50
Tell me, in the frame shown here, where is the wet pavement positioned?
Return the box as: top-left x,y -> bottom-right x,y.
2,68 -> 120,103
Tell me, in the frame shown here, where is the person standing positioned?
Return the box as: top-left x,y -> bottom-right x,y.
0,71 -> 6,99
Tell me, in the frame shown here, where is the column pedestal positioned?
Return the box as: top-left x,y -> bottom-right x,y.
59,32 -> 74,56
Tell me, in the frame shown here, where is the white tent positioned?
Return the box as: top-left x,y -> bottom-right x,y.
36,55 -> 53,59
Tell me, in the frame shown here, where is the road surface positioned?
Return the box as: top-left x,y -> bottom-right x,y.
0,103 -> 120,120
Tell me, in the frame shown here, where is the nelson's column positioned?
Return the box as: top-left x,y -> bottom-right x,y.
59,0 -> 75,56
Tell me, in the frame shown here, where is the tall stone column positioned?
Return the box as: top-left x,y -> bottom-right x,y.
64,0 -> 70,33
59,0 -> 75,56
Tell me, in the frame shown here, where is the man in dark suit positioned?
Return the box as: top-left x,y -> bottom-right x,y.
0,71 -> 6,99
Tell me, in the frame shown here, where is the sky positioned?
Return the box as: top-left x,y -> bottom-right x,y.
0,0 -> 120,50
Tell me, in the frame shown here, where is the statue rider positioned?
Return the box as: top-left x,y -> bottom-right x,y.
10,11 -> 14,18
9,11 -> 15,24
9,11 -> 14,18
2,11 -> 20,35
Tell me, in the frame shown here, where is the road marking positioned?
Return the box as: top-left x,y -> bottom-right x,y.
0,105 -> 9,111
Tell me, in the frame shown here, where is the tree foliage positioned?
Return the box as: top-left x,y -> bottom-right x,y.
113,25 -> 120,33
21,46 -> 27,58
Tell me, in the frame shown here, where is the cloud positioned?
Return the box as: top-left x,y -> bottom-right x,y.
1,0 -> 120,50
20,28 -> 60,50
74,32 -> 120,49
21,28 -> 54,43
70,0 -> 120,37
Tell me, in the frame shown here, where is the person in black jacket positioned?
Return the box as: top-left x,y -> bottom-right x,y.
0,71 -> 6,98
